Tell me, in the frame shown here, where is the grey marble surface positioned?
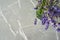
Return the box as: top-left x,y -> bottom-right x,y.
0,0 -> 60,40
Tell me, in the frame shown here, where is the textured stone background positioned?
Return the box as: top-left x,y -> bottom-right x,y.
0,0 -> 60,40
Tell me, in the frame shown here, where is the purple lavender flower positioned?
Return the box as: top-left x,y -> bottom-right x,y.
34,18 -> 37,25
56,28 -> 60,32
47,5 -> 60,31
34,0 -> 60,32
41,15 -> 48,25
48,5 -> 60,17
43,5 -> 60,31
58,23 -> 60,25
53,23 -> 57,28
45,20 -> 50,30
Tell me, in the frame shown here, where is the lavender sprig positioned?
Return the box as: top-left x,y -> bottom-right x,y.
34,18 -> 37,25
45,20 -> 50,30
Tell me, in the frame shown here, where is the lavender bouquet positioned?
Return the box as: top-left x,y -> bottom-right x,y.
34,0 -> 60,32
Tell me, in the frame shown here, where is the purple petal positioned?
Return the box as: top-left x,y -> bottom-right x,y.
51,19 -> 56,23
58,23 -> 60,25
45,20 -> 50,30
42,17 -> 48,25
56,28 -> 60,32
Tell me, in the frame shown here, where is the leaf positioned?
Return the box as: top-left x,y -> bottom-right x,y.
36,9 -> 43,19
